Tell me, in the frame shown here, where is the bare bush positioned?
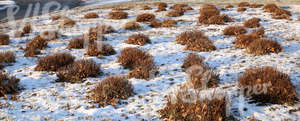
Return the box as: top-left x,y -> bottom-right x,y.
67,37 -> 84,49
125,34 -> 151,46
123,21 -> 141,30
0,51 -> 16,64
237,7 -> 247,12
40,30 -> 58,40
0,72 -> 20,97
246,38 -> 282,55
23,23 -> 32,35
89,24 -> 115,35
136,13 -> 155,22
109,11 -> 128,19
166,9 -> 184,17
185,38 -> 217,52
175,30 -> 207,45
238,66 -> 297,104
91,75 -> 133,107
35,53 -> 75,72
117,47 -> 153,69
0,33 -> 9,45
157,2 -> 168,8
234,28 -> 265,48
225,4 -> 234,8
238,2 -> 250,7
86,43 -> 116,56
59,17 -> 76,28
149,20 -> 162,28
51,15 -> 61,21
244,18 -> 261,28
223,26 -> 247,36
182,53 -> 205,70
140,5 -> 152,10
84,12 -> 99,19
162,19 -> 177,27
263,4 -> 279,13
25,35 -> 48,57
249,3 -> 263,8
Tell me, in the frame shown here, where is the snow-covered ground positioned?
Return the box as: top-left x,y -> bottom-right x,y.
0,3 -> 300,121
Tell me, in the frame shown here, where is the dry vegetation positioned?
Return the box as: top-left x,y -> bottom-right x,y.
237,7 -> 247,12
91,75 -> 133,107
223,26 -> 247,36
238,66 -> 297,104
162,19 -> 177,27
136,13 -> 155,22
175,30 -> 207,45
23,23 -> 32,35
0,33 -> 9,45
198,4 -> 233,25
244,18 -> 261,28
90,24 -> 115,35
84,12 -> 99,19
182,53 -> 204,70
234,28 -> 265,48
123,21 -> 141,30
246,38 -> 282,55
56,59 -> 102,83
24,35 -> 48,57
51,15 -> 61,21
0,51 -> 16,69
67,37 -> 85,49
86,43 -> 116,56
59,17 -> 76,28
109,11 -> 128,19
225,4 -> 234,8
35,53 -> 75,72
249,3 -> 263,8
263,4 -> 291,19
140,5 -> 152,10
40,31 -> 58,40
149,20 -> 162,28
0,72 -> 20,98
125,34 -> 151,45
238,2 -> 250,7
166,9 -> 185,17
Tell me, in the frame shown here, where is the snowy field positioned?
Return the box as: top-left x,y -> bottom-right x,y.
0,2 -> 300,121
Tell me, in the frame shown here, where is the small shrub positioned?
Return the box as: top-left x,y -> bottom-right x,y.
185,38 -> 217,52
149,20 -> 162,28
238,66 -> 297,104
184,6 -> 193,11
125,34 -> 151,46
249,3 -> 263,8
155,6 -> 167,12
198,6 -> 233,25
0,72 -> 20,97
0,33 -> 9,45
128,64 -> 157,79
272,14 -> 290,20
206,15 -> 225,25
157,2 -> 167,8
225,4 -> 234,8
56,59 -> 102,83
86,42 -> 116,56
14,31 -> 24,38
272,9 -> 291,19
140,5 -> 152,10
136,13 -> 155,22
175,30 -> 208,45
244,17 -> 261,28
117,47 -> 153,69
24,48 -> 41,57
201,4 -> 217,10
162,19 -> 177,27
187,64 -> 219,89
22,23 -> 32,35
67,37 -> 85,49
84,12 -> 99,19
263,4 -> 279,13
123,21 -> 140,30
0,51 -> 16,64
35,53 -> 75,72
40,30 -> 58,40
234,28 -> 265,48
109,11 -> 128,19
199,8 -> 220,18
25,35 -> 48,57
250,27 -> 265,38
59,17 -> 76,28
91,75 -> 133,107
51,15 -> 61,21
182,53 -> 205,70
170,4 -> 187,10
246,38 -> 282,55
89,24 -> 115,35
237,7 -> 247,12
238,2 -> 250,7
166,9 -> 184,17
158,88 -> 227,121
223,26 -> 247,36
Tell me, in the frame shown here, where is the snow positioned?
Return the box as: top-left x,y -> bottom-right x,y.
0,3 -> 300,121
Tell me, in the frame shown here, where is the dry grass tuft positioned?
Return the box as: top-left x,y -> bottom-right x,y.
263,4 -> 279,13
109,11 -> 128,19
0,51 -> 16,69
244,17 -> 261,28
158,88 -> 227,121
0,33 -> 9,45
198,5 -> 233,25
140,5 -> 152,10
246,38 -> 282,55
234,28 -> 265,48
170,4 -> 187,10
136,13 -> 155,22
155,6 -> 167,12
187,64 -> 219,89
182,53 -> 205,70
23,23 -> 32,35
40,30 -> 58,40
57,59 -> 102,83
67,37 -> 85,49
263,3 -> 291,19
175,30 -> 208,45
238,66 -> 297,104
0,72 -> 20,97
238,2 -> 250,7
157,2 -> 168,8
51,15 -> 61,21
59,17 -> 76,28
35,53 -> 75,72
86,43 -> 116,56
89,24 -> 115,35
237,7 -> 247,12
249,3 -> 264,8
84,12 -> 99,19
223,26 -> 247,36
225,4 -> 234,8
166,9 -> 184,17
124,21 -> 141,30
125,34 -> 151,45
185,38 -> 217,52
162,19 -> 177,27
149,20 -> 162,28
25,35 -> 48,57
91,75 -> 133,107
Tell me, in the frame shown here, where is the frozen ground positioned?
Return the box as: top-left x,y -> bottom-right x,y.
0,3 -> 300,121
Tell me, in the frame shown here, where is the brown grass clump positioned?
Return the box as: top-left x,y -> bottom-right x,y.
162,19 -> 177,27
0,51 -> 16,69
263,3 -> 291,19
51,15 -> 61,21
225,4 -> 234,8
67,37 -> 85,49
187,64 -> 219,89
238,66 -> 297,104
89,24 -> 115,35
86,43 -> 116,56
182,53 -> 205,70
117,47 -> 155,79
249,3 -> 264,8
223,26 -> 247,36
157,2 -> 168,8
155,6 -> 167,12
0,33 -> 9,45
149,20 -> 162,28
136,13 -> 155,22
234,28 -> 265,48
244,17 -> 261,28
170,4 -> 187,10
35,53 -> 75,72
238,2 -> 250,7
198,5 -> 233,25
125,34 -> 151,46
40,30 -> 58,40
24,48 -> 41,57
140,5 -> 152,10
124,21 -> 141,30
185,38 -> 217,52
175,30 -> 208,45
56,59 -> 102,83
0,72 -> 20,97
109,11 -> 128,19
23,23 -> 32,35
166,9 -> 184,17
24,35 -> 48,57
91,75 -> 133,107
246,38 -> 282,55
84,12 -> 99,19
158,88 -> 227,121
237,7 -> 247,12
59,17 -> 76,28
263,4 -> 279,13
